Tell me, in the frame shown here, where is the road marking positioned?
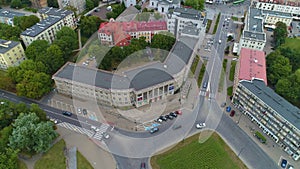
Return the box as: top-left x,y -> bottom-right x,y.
58,122 -> 94,137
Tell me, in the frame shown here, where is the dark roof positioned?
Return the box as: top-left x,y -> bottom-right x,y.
0,9 -> 24,18
240,79 -> 300,130
243,31 -> 265,41
0,39 -> 20,54
130,68 -> 173,90
38,7 -> 73,17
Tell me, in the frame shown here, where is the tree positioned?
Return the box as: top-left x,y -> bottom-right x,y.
273,21 -> 288,48
0,23 -> 22,41
13,15 -> 40,31
278,47 -> 300,71
10,0 -> 21,8
54,27 -> 78,60
47,0 -> 58,8
25,40 -> 49,60
29,104 -> 47,121
268,55 -> 292,85
150,34 -> 176,51
0,126 -> 13,152
0,148 -> 18,169
86,0 -> 94,10
79,16 -> 102,37
9,113 -> 57,153
184,0 -> 205,11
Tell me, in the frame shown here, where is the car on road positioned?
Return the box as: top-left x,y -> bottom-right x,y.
149,127 -> 159,134
280,159 -> 287,168
175,110 -> 182,115
230,110 -> 235,117
170,112 -> 177,118
226,106 -> 231,112
219,40 -> 222,44
195,123 -> 206,129
203,82 -> 208,88
82,109 -> 87,115
103,132 -> 110,139
140,162 -> 146,169
159,115 -> 167,121
165,114 -> 173,120
62,111 -> 72,116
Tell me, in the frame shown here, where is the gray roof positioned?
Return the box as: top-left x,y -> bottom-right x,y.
0,39 -> 20,54
240,79 -> 300,130
262,10 -> 292,18
243,31 -> 265,41
38,7 -> 73,17
21,16 -> 61,37
158,0 -> 180,5
181,25 -> 200,36
0,9 -> 24,19
172,7 -> 203,20
116,6 -> 139,22
248,7 -> 263,33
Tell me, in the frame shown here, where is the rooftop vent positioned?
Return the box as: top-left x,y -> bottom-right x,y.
254,58 -> 258,63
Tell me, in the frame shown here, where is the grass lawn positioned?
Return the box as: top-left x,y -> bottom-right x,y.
191,55 -> 200,74
18,160 -> 27,169
206,20 -> 212,33
151,132 -> 247,169
34,139 -> 66,169
197,62 -> 206,88
213,13 -> 221,34
282,38 -> 300,52
229,61 -> 237,81
227,86 -> 233,96
218,70 -> 225,92
231,16 -> 238,21
77,151 -> 93,169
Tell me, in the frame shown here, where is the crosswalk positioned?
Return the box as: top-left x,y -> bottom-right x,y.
199,91 -> 206,96
93,124 -> 110,140
57,122 -> 94,138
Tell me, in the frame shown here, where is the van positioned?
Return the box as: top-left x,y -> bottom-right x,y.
62,111 -> 72,116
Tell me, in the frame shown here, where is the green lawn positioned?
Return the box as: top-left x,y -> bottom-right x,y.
218,70 -> 225,92
231,16 -> 238,21
227,86 -> 233,96
213,13 -> 221,34
229,61 -> 237,81
282,38 -> 300,52
206,20 -> 212,33
223,59 -> 228,70
197,62 -> 206,88
151,132 -> 247,169
191,55 -> 200,74
34,140 -> 66,169
18,160 -> 27,169
77,151 -> 93,169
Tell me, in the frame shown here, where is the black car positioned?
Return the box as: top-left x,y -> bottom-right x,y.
62,111 -> 72,116
170,112 -> 177,118
140,162 -> 146,169
149,127 -> 159,134
159,116 -> 167,121
82,109 -> 87,115
165,115 -> 173,120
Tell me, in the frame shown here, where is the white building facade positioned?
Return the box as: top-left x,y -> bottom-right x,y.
149,0 -> 180,14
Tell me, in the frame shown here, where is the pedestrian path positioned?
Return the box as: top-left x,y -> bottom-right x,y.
57,122 -> 94,138
93,124 -> 110,140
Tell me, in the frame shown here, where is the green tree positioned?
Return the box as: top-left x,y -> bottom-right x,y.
0,126 -> 13,152
86,0 -> 94,10
184,0 -> 205,11
0,148 -> 18,169
0,23 -> 22,41
79,16 -> 102,37
278,47 -> 300,71
13,15 -> 40,31
36,45 -> 64,74
150,34 -> 175,51
25,40 -> 49,60
54,27 -> 78,60
29,104 -> 47,121
47,0 -> 58,7
268,55 -> 292,85
273,21 -> 288,48
10,0 -> 22,8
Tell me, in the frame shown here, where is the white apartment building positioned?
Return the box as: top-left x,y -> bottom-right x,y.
233,79 -> 300,161
262,10 -> 293,28
149,0 -> 180,14
238,7 -> 266,55
167,7 -> 205,38
0,9 -> 24,26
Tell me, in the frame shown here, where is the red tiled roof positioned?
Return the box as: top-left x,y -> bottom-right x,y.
239,48 -> 267,85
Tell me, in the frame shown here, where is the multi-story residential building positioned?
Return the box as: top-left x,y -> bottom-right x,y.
21,8 -> 76,47
167,7 -> 205,38
232,78 -> 300,161
58,0 -> 86,14
120,0 -> 137,7
233,48 -> 267,93
53,35 -> 200,107
238,7 -> 266,55
0,39 -> 26,70
38,7 -> 76,29
98,20 -> 167,46
0,9 -> 25,26
149,0 -> 180,14
253,0 -> 300,20
262,10 -> 293,28
30,0 -> 48,8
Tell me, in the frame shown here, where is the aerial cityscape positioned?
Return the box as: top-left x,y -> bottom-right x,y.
0,0 -> 299,169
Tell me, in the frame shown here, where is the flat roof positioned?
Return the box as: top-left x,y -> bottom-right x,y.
181,25 -> 200,36
239,48 -> 267,84
116,6 -> 139,22
21,16 -> 61,37
173,7 -> 204,20
262,10 -> 293,17
0,39 -> 20,54
0,9 -> 24,18
38,7 -> 73,17
248,7 -> 264,33
240,79 -> 300,130
243,31 -> 266,41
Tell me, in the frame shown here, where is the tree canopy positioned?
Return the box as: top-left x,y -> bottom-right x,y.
54,26 -> 78,60
183,0 -> 205,11
79,16 -> 102,38
273,22 -> 288,48
13,15 -> 40,31
0,23 -> 22,41
47,0 -> 59,8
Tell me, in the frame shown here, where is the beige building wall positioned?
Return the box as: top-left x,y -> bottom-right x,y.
0,42 -> 25,70
264,15 -> 292,26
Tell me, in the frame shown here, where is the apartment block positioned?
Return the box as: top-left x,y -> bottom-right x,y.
58,0 -> 86,14
238,7 -> 266,55
21,8 -> 76,47
167,7 -> 205,38
0,9 -> 25,26
98,20 -> 167,47
233,79 -> 300,161
262,10 -> 293,28
149,0 -> 181,14
0,39 -> 26,70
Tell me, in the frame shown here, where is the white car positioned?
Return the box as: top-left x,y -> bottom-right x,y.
219,40 -> 222,44
103,132 -> 110,139
196,123 -> 206,129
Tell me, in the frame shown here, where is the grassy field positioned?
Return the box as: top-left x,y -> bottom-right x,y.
151,132 -> 247,169
34,140 -> 66,169
18,160 -> 27,169
282,38 -> 300,52
229,61 -> 237,81
213,13 -> 221,34
77,151 -> 93,169
191,55 -> 200,74
206,20 -> 212,33
197,62 -> 206,88
227,86 -> 233,96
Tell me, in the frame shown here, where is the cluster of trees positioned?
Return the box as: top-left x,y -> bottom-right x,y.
266,46 -> 300,106
13,15 -> 40,31
273,22 -> 288,48
98,34 -> 175,70
106,3 -> 126,19
86,0 -> 99,11
0,23 -> 22,41
182,0 -> 205,11
47,0 -> 59,8
7,27 -> 77,99
0,100 -> 57,168
79,15 -> 102,38
10,0 -> 31,8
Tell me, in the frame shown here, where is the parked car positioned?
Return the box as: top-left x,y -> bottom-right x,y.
226,106 -> 231,112
287,164 -> 294,169
221,102 -> 226,107
159,116 -> 167,121
165,114 -> 173,120
170,112 -> 177,118
62,111 -> 72,116
175,110 -> 182,115
82,109 -> 87,115
156,118 -> 163,123
149,127 -> 159,134
103,132 -> 110,139
140,162 -> 146,169
230,110 -> 235,117
77,108 -> 82,114
195,123 -> 206,129
203,82 -> 208,88
280,159 -> 287,168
